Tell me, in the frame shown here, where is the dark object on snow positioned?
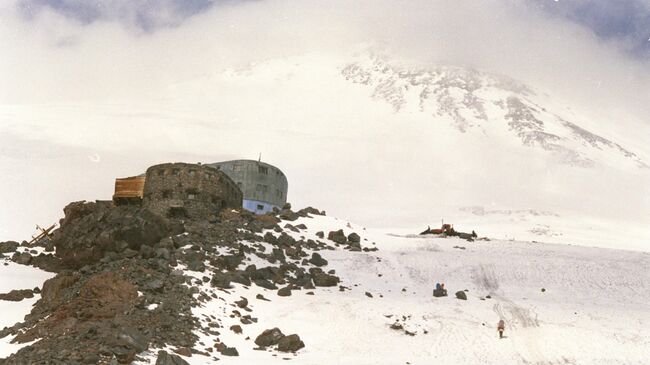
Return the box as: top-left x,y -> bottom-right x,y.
420,224 -> 477,241
433,289 -> 447,297
420,224 -> 454,235
433,283 -> 448,297
455,291 -> 467,300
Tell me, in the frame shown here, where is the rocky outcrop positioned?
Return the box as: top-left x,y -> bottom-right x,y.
1,203 -> 353,363
52,201 -> 173,269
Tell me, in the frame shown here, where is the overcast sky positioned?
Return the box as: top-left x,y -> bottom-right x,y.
12,0 -> 650,58
1,0 -> 649,243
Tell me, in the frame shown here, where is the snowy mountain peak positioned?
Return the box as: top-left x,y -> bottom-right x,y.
342,52 -> 647,169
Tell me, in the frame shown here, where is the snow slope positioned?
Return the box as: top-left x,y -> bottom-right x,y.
129,214 -> 650,364
0,256 -> 55,358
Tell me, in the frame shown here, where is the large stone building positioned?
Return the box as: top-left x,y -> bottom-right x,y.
139,162 -> 242,219
207,160 -> 288,214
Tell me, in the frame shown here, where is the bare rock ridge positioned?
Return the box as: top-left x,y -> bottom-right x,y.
0,193 -> 362,364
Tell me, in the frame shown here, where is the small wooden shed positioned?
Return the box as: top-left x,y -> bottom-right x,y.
113,176 -> 145,205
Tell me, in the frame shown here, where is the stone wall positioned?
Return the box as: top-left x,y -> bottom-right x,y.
142,163 -> 242,219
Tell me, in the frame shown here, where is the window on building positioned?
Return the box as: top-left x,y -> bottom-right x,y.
258,166 -> 268,175
236,182 -> 242,189
189,170 -> 196,177
162,190 -> 172,199
257,204 -> 264,210
232,164 -> 241,172
255,184 -> 268,192
157,169 -> 164,176
172,168 -> 180,175
188,193 -> 196,200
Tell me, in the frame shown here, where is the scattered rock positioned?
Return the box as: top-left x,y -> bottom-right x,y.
327,230 -> 347,244
347,232 -> 361,243
235,297 -> 248,308
311,271 -> 340,287
0,289 -> 34,301
277,334 -> 305,352
173,347 -> 192,357
308,252 -> 328,267
277,286 -> 292,297
11,252 -> 32,265
219,347 -> 239,356
255,294 -> 270,301
155,350 -> 190,365
255,328 -> 285,347
455,291 -> 467,300
211,272 -> 232,289
0,241 -> 19,253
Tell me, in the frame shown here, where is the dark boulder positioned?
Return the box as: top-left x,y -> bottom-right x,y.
347,232 -> 361,243
276,233 -> 296,247
327,230 -> 347,244
0,241 -> 19,253
455,291 -> 467,300
277,286 -> 292,297
186,259 -> 206,272
297,206 -> 324,216
433,288 -> 448,297
11,252 -> 32,265
312,272 -> 340,287
309,253 -> 328,267
253,279 -> 278,290
279,210 -> 299,221
277,334 -> 305,352
211,272 -> 232,289
117,327 -> 149,353
155,350 -> 190,365
255,328 -> 285,347
0,289 -> 34,301
219,347 -> 239,356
